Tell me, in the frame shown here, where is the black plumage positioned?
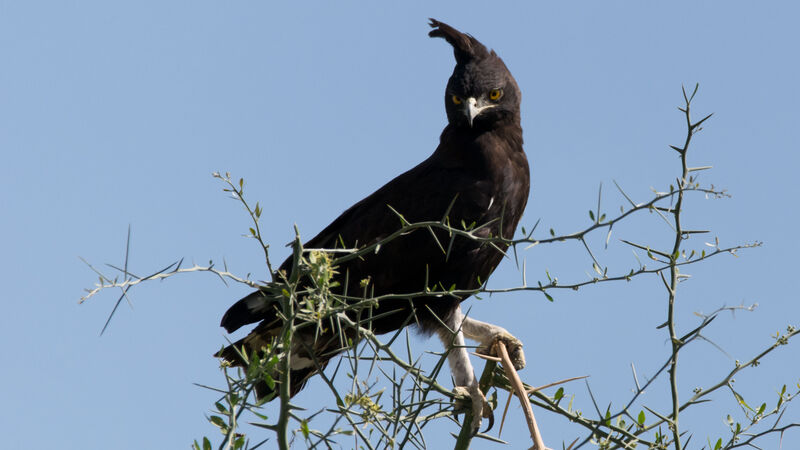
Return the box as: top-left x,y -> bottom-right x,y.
218,19 -> 530,402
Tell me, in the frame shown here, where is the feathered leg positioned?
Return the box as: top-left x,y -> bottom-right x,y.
436,306 -> 491,434
462,315 -> 526,370
435,306 -> 527,434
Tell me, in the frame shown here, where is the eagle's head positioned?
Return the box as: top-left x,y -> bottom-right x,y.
429,19 -> 521,130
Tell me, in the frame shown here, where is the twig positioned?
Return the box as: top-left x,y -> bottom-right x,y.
472,351 -> 501,362
498,390 -> 513,437
495,341 -> 546,450
526,375 -> 589,394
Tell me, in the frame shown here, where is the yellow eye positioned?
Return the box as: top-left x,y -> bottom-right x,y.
451,95 -> 462,105
489,89 -> 503,101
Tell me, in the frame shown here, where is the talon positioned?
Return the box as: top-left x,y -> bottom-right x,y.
479,331 -> 526,371
453,384 -> 491,435
482,408 -> 494,433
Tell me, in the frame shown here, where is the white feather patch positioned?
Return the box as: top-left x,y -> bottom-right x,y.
246,295 -> 270,313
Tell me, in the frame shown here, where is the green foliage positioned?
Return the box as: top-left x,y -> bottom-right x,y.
82,88 -> 800,449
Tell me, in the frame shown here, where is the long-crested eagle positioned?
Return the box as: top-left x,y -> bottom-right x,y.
218,19 -> 530,432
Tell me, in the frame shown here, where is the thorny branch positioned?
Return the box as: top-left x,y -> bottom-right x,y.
82,87 -> 798,449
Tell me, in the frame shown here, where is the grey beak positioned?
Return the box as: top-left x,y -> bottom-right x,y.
465,97 -> 495,127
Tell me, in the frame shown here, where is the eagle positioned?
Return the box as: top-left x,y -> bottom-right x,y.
218,19 -> 530,432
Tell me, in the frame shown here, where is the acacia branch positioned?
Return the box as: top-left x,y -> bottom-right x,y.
495,341 -> 546,450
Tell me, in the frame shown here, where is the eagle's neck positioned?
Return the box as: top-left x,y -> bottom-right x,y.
437,121 -> 524,159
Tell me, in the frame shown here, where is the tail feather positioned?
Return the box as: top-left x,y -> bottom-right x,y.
215,337 -> 250,366
215,325 -> 339,400
253,365 -> 321,400
220,289 -> 281,333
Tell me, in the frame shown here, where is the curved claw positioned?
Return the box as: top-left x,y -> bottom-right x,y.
481,408 -> 495,434
454,384 -> 493,435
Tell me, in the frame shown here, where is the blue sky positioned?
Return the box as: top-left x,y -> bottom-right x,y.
1,2 -> 798,449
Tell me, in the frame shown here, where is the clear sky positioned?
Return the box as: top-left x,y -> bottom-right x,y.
2,2 -> 798,449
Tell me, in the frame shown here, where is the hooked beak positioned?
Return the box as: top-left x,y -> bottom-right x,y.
464,97 -> 495,127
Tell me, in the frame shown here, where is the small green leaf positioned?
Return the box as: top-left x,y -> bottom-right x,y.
264,374 -> 275,390
638,410 -> 645,426
588,210 -> 595,221
209,415 -> 226,429
234,436 -> 245,450
544,291 -> 554,302
203,437 -> 212,450
778,384 -> 787,408
714,438 -> 722,450
554,387 -> 564,401
549,228 -> 555,237
249,227 -> 256,236
300,419 -> 310,439
733,391 -> 753,411
757,402 -> 766,415
489,389 -> 498,409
